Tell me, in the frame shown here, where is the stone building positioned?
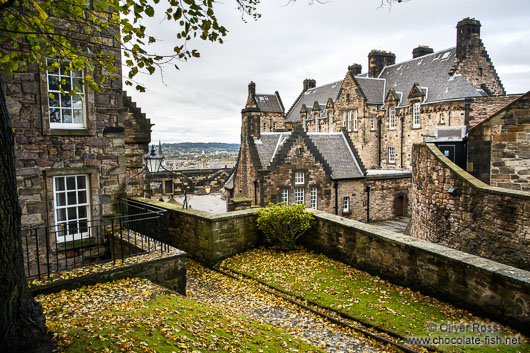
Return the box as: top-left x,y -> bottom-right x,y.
284,18 -> 511,171
467,91 -> 530,191
2,11 -> 152,241
247,81 -> 286,133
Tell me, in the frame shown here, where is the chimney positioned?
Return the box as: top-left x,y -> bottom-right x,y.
368,50 -> 395,78
348,63 -> 362,76
303,78 -> 316,91
248,81 -> 256,96
456,17 -> 481,60
412,46 -> 434,58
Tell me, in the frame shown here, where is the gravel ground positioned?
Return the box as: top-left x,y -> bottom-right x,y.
186,260 -> 395,353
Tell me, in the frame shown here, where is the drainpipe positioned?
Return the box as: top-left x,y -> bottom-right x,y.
377,118 -> 382,168
333,180 -> 338,215
365,185 -> 370,223
253,179 -> 258,205
400,116 -> 404,168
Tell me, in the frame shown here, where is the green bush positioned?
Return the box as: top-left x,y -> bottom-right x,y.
256,203 -> 316,250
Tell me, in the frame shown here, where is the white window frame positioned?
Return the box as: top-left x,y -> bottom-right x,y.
295,172 -> 304,185
353,110 -> 358,132
281,189 -> 289,204
295,188 -> 304,205
412,103 -> 421,128
53,174 -> 91,243
328,112 -> 333,132
388,147 -> 396,164
342,111 -> 346,128
389,106 -> 396,130
370,116 -> 375,131
347,111 -> 352,131
342,196 -> 350,213
440,113 -> 445,124
310,187 -> 317,210
47,58 -> 86,129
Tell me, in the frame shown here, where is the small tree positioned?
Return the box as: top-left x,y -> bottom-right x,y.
256,203 -> 315,250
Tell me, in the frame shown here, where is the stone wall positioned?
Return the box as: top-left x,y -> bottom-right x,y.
467,95 -> 521,127
302,211 -> 530,335
132,198 -> 259,266
411,143 -> 530,271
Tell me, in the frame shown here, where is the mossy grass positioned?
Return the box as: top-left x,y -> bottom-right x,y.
221,247 -> 529,353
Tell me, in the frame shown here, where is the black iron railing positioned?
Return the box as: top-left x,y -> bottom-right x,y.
22,198 -> 169,280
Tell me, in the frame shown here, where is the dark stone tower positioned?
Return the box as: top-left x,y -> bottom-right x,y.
368,50 -> 395,78
456,17 -> 481,60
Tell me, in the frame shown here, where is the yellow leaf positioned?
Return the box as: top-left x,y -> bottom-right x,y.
31,0 -> 48,20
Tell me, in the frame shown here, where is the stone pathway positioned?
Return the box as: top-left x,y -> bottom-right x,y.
370,217 -> 410,234
186,260 -> 397,353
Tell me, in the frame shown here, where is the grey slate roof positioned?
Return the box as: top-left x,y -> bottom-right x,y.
379,47 -> 482,107
252,131 -> 364,179
285,81 -> 342,123
356,77 -> 385,104
255,94 -> 284,113
308,133 -> 364,179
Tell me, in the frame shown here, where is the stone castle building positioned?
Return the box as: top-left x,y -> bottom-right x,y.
229,17 -> 523,221
2,10 -> 152,241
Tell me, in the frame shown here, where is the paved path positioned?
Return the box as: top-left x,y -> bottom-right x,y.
186,260 -> 392,353
370,217 -> 410,234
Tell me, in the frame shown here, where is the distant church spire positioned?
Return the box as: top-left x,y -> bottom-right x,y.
158,140 -> 163,156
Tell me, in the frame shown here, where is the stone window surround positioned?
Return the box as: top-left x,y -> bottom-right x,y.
39,61 -> 97,137
43,167 -> 99,246
389,106 -> 396,130
310,186 -> 318,209
342,196 -> 350,214
370,116 -> 375,131
292,170 -> 308,186
388,146 -> 396,164
412,102 -> 421,129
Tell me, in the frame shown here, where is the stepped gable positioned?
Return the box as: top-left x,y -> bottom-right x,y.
285,80 -> 342,123
123,91 -> 153,145
307,132 -> 364,179
379,47 -> 482,107
255,93 -> 284,113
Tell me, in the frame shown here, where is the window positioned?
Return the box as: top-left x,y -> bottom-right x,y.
273,122 -> 277,130
353,111 -> 358,131
295,188 -> 304,205
347,111 -> 352,131
389,106 -> 396,130
440,113 -> 445,124
328,112 -> 333,132
342,196 -> 350,213
310,187 -> 317,209
295,172 -> 304,185
47,59 -> 85,129
388,146 -> 396,164
412,103 -> 421,128
342,111 -> 346,128
281,189 -> 289,204
370,116 -> 375,131
53,175 -> 90,242
263,122 -> 267,131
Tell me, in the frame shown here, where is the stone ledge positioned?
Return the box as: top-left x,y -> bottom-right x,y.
421,143 -> 530,200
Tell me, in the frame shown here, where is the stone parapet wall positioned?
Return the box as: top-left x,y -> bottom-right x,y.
411,143 -> 530,270
302,211 -> 530,334
131,198 -> 258,265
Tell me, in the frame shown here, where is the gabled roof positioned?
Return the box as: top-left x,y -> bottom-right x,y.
355,77 -> 385,105
250,130 -> 364,179
255,93 -> 284,113
285,81 -> 342,123
379,47 -> 482,107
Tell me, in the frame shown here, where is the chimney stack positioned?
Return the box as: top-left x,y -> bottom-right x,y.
456,17 -> 481,60
303,78 -> 317,91
348,63 -> 362,76
412,46 -> 434,59
368,50 -> 396,78
248,81 -> 256,96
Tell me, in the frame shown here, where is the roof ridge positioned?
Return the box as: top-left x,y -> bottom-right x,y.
380,46 -> 456,74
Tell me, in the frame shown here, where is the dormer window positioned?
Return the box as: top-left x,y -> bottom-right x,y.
412,103 -> 421,128
389,106 -> 396,130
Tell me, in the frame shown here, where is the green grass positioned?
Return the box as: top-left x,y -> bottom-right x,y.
37,279 -> 324,353
221,247 -> 529,353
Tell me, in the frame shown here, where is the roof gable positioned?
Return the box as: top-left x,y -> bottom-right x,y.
285,80 -> 342,123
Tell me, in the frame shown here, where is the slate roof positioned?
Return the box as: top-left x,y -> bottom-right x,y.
356,77 -> 385,105
379,47 -> 482,107
285,81 -> 342,123
252,131 -> 364,179
255,94 -> 284,113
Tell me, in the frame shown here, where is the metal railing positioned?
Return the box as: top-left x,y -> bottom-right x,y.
22,198 -> 169,280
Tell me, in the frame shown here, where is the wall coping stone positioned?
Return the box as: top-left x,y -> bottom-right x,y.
311,209 -> 530,286
420,143 -> 530,200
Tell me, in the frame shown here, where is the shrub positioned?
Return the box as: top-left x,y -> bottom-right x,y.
256,203 -> 316,250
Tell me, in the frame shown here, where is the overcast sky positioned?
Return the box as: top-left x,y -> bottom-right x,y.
124,0 -> 530,144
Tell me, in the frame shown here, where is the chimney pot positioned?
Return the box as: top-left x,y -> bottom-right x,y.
412,46 -> 434,58
348,63 -> 362,76
303,78 -> 316,91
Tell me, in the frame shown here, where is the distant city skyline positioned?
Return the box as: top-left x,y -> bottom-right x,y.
124,0 -> 530,144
